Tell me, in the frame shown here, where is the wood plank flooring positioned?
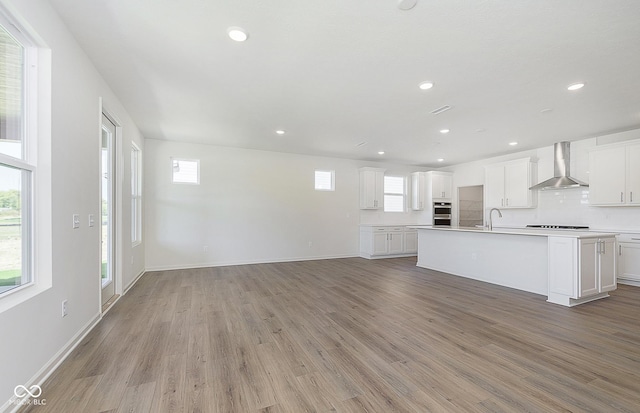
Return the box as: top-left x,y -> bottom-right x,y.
22,257 -> 640,412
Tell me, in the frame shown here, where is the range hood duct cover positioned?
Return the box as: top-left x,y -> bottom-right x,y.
529,141 -> 588,190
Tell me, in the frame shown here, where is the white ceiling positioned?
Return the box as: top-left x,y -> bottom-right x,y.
48,0 -> 640,167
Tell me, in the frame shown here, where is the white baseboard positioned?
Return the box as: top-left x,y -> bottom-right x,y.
145,253 -> 359,272
123,268 -> 145,294
1,313 -> 101,413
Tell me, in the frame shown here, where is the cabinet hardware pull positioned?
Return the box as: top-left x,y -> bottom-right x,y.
631,192 -> 633,203
601,240 -> 605,254
501,199 -> 504,206
506,198 -> 509,206
631,238 -> 640,241
619,245 -> 622,255
621,192 -> 624,203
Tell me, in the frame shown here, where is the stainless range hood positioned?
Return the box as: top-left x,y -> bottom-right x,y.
529,141 -> 588,190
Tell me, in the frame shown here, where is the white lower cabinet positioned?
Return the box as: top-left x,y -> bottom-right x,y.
360,226 -> 418,258
404,230 -> 418,253
548,235 -> 617,306
617,234 -> 640,286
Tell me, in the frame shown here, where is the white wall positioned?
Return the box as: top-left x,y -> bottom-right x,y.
144,139 -> 431,270
0,0 -> 144,409
445,132 -> 640,232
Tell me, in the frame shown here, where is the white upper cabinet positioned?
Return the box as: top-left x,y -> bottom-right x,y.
428,171 -> 453,201
359,167 -> 385,209
589,142 -> 640,206
411,171 -> 453,210
485,158 -> 537,208
627,144 -> 640,205
410,172 -> 426,210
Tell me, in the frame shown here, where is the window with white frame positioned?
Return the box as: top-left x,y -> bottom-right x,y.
0,14 -> 37,296
314,170 -> 334,191
383,176 -> 405,212
131,144 -> 142,245
171,158 -> 199,184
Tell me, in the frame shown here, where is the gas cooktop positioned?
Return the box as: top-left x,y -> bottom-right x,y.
526,225 -> 589,230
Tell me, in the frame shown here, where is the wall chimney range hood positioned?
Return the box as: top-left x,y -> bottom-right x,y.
529,141 -> 588,190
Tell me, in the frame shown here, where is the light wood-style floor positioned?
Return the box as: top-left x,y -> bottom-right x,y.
23,257 -> 640,412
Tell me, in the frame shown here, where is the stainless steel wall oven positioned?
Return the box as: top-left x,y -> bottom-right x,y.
433,202 -> 451,226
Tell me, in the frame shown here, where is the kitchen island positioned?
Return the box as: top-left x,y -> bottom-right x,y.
410,226 -> 619,306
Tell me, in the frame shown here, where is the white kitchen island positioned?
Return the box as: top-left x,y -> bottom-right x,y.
411,226 -> 619,307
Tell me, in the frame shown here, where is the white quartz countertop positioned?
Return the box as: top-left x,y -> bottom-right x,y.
409,225 -> 619,239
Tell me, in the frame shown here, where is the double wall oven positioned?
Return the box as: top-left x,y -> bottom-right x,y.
433,202 -> 451,226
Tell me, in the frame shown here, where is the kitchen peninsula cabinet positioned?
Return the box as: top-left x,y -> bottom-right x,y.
589,142 -> 640,206
412,226 -> 618,307
485,157 -> 537,208
617,234 -> 640,286
548,235 -> 616,306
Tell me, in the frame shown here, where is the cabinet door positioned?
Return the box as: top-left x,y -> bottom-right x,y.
439,174 -> 453,199
388,232 -> 404,254
618,242 -> 640,282
372,232 -> 388,255
589,147 -> 626,205
411,172 -> 425,210
485,165 -> 505,208
599,238 -> 616,292
504,161 -> 531,208
627,144 -> 640,205
360,170 -> 384,209
404,231 -> 418,253
579,239 -> 599,297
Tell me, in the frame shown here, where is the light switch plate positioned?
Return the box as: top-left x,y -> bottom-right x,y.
72,214 -> 80,229
88,214 -> 95,227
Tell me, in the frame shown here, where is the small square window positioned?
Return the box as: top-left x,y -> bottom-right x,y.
315,170 -> 334,191
172,158 -> 199,184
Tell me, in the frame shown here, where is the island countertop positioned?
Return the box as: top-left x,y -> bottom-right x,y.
412,225 -> 619,306
409,225 -> 619,239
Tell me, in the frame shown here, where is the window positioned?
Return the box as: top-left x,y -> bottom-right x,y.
171,158 -> 199,184
131,144 -> 142,245
0,13 -> 38,297
314,170 -> 334,191
384,176 -> 405,212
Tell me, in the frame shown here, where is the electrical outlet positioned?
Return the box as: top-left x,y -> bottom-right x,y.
72,214 -> 80,229
203,246 -> 208,252
308,241 -> 313,248
62,300 -> 68,317
88,214 -> 95,227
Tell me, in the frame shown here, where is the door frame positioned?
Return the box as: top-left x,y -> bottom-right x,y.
98,99 -> 123,312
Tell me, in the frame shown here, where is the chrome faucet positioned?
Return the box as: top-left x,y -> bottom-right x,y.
488,208 -> 502,231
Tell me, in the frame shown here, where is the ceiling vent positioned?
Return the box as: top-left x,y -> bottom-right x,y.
430,105 -> 452,115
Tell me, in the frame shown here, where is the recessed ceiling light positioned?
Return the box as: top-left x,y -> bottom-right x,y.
440,129 -> 450,134
540,108 -> 553,114
419,81 -> 434,90
398,0 -> 418,10
476,128 -> 486,133
567,82 -> 585,91
378,151 -> 385,155
227,27 -> 248,42
509,142 -> 518,146
275,130 -> 285,135
437,158 -> 444,162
